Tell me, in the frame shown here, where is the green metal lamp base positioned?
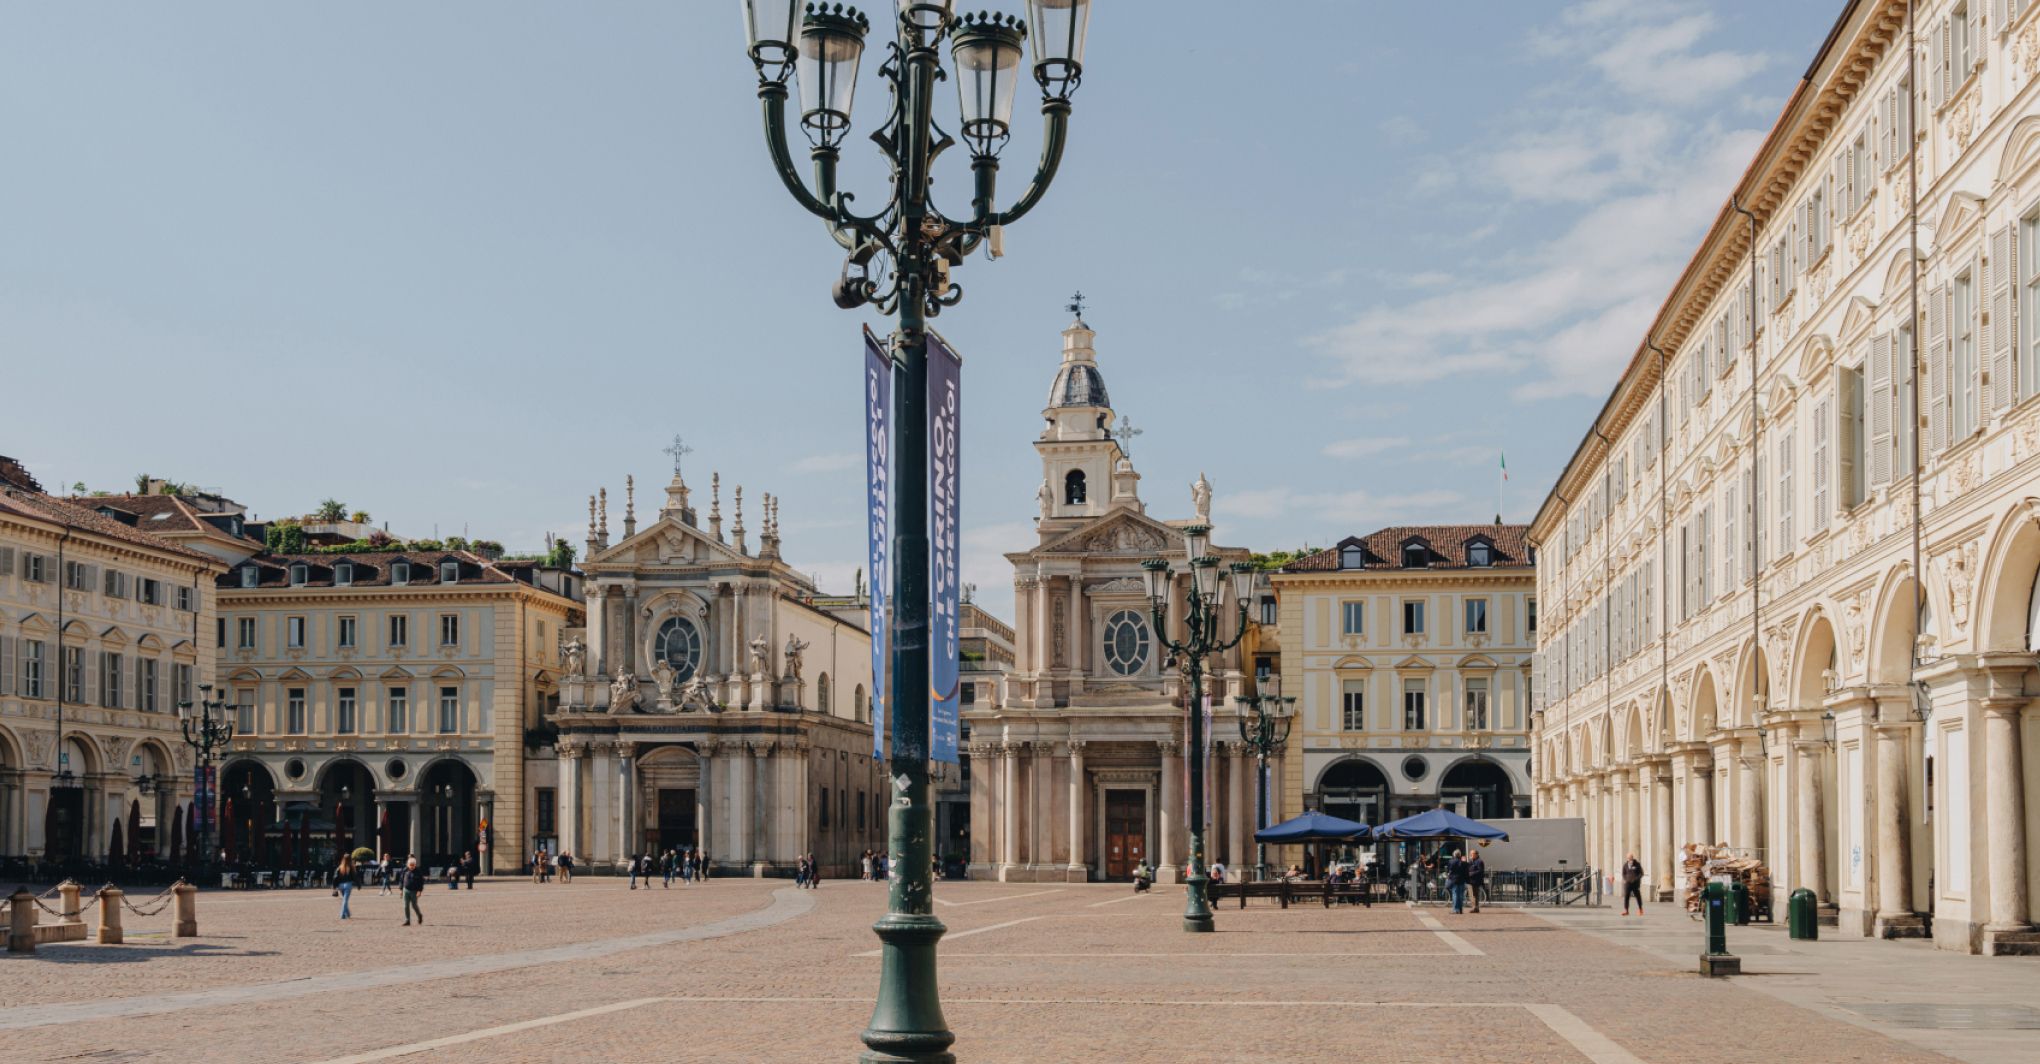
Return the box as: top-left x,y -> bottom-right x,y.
1182,872 -> 1214,933
859,911 -> 956,1063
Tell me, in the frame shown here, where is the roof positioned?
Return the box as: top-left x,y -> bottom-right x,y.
1047,360 -> 1110,409
1282,524 -> 1532,573
69,493 -> 256,541
220,550 -> 542,591
0,484 -> 222,565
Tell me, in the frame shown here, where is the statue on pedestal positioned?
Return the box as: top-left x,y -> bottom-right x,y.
749,635 -> 771,677
609,669 -> 641,714
560,636 -> 585,677
651,658 -> 677,708
784,634 -> 809,681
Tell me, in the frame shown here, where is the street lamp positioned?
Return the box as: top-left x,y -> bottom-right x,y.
1142,543 -> 1256,932
177,682 -> 236,870
1238,678 -> 1295,882
744,2 -> 1087,1060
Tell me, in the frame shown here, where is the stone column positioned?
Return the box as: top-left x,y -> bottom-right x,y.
1229,743 -> 1249,870
557,745 -> 581,858
1653,763 -> 1674,897
617,741 -> 637,861
1608,773 -> 1629,875
1688,749 -> 1715,847
1034,575 -> 1053,675
1067,740 -> 1086,878
1065,580 -> 1084,679
1158,741 -> 1181,881
1984,700 -> 2031,934
1873,720 -> 1917,932
730,740 -> 751,867
1795,736 -> 1827,903
1014,580 -> 1036,678
1000,742 -> 1020,876
1737,742 -> 1763,856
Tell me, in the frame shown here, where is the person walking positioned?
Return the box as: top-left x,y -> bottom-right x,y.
1446,850 -> 1470,915
335,854 -> 359,920
460,851 -> 477,890
401,856 -> 426,926
560,852 -> 574,883
378,852 -> 395,895
1621,853 -> 1646,915
1467,850 -> 1487,914
662,850 -> 676,889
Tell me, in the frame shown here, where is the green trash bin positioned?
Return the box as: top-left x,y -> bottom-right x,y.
1726,880 -> 1748,926
1787,887 -> 1818,940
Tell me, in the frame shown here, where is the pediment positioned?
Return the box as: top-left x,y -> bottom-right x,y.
1391,655 -> 1433,671
591,514 -> 743,568
14,611 -> 50,633
380,666 -> 414,680
1037,510 -> 1183,556
1932,191 -> 1984,247
278,667 -> 313,682
1997,113 -> 2040,185
1796,334 -> 1835,381
1838,295 -> 1878,343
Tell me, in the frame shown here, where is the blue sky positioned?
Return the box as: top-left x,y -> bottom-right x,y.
0,1 -> 1840,621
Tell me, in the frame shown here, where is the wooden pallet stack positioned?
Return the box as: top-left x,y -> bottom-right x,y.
1680,843 -> 1772,914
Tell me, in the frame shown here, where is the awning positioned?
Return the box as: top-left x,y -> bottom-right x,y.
1253,811 -> 1372,843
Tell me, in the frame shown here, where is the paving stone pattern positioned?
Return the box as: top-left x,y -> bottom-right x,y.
0,880 -> 1961,1062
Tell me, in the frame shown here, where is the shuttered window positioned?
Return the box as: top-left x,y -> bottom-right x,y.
1812,398 -> 1832,532
1989,223 -> 2018,414
2024,212 -> 2040,402
1838,366 -> 1865,509
1777,431 -> 1796,555
1927,282 -> 1951,454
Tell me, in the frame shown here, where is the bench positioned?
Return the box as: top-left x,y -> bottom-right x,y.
1206,880 -> 1376,909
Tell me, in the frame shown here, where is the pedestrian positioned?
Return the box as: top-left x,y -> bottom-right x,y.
1621,853 -> 1646,915
561,852 -> 575,883
1467,849 -> 1487,914
1446,850 -> 1470,914
860,849 -> 873,881
335,853 -> 358,920
463,851 -> 477,890
663,850 -> 676,889
401,856 -> 426,926
808,852 -> 821,889
1209,861 -> 1226,885
794,854 -> 808,888
532,848 -> 546,885
379,852 -> 395,895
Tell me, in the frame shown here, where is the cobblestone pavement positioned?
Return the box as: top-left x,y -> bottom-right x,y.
0,879 -> 1963,1062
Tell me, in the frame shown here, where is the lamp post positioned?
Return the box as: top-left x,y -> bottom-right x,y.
176,683 -> 236,870
1142,533 -> 1256,932
1238,680 -> 1294,882
743,2 -> 1086,1060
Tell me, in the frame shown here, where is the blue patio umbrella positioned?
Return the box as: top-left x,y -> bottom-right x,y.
1372,808 -> 1510,841
1253,811 -> 1372,843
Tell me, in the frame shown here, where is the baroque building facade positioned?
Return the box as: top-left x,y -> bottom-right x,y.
1532,0 -> 2040,954
964,314 -> 1259,883
0,458 -> 223,862
1271,525 -> 1535,831
547,466 -> 880,876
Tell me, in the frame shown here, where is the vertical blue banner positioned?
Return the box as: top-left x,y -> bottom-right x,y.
863,327 -> 892,760
927,330 -> 963,764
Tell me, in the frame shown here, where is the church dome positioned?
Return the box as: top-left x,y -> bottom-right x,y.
1048,361 -> 1110,409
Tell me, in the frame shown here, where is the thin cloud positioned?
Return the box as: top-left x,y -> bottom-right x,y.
1321,436 -> 1409,461
790,452 -> 859,474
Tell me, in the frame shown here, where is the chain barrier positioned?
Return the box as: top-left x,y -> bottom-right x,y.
9,879 -> 184,921
113,883 -> 179,918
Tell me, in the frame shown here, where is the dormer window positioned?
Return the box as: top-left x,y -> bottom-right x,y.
335,562 -> 354,586
1401,541 -> 1430,568
1339,545 -> 1365,570
289,563 -> 308,586
1064,470 -> 1087,505
1467,541 -> 1493,567
239,566 -> 259,588
439,561 -> 459,584
392,561 -> 411,585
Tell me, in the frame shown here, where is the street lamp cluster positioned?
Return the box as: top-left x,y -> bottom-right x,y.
741,2 -> 1088,1061
1238,680 -> 1295,882
1140,526 -> 1257,933
177,684 -> 237,869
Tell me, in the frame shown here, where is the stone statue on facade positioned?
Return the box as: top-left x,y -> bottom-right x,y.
560,635 -> 586,677
1192,471 -> 1212,521
609,668 -> 641,714
749,635 -> 771,676
678,674 -> 720,712
1037,478 -> 1053,519
651,657 -> 677,708
784,634 -> 809,681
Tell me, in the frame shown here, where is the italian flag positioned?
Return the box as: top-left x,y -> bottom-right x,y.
1500,452 -> 1509,481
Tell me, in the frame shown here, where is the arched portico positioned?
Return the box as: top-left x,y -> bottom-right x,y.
1315,757 -> 1389,827
635,744 -> 706,858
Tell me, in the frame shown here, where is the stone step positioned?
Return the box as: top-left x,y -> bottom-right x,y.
1983,927 -> 2040,956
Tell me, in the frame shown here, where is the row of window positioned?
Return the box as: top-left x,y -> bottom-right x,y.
0,549 -> 196,611
220,612 -> 460,652
814,785 -> 877,834
227,684 -> 465,736
0,636 -> 194,709
238,558 -> 463,589
1338,676 -> 1495,733
1338,597 -> 1520,638
1335,539 -> 1498,570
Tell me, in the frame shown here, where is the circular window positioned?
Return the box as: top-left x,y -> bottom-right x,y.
1402,756 -> 1428,781
285,757 -> 307,781
656,617 -> 702,682
1102,610 -> 1150,676
386,758 -> 408,781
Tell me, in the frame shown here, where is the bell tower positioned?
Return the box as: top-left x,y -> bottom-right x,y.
1035,297 -> 1140,533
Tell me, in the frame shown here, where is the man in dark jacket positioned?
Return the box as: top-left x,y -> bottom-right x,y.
1466,851 -> 1487,913
1621,853 -> 1646,915
1446,851 -> 1470,914
401,857 -> 426,926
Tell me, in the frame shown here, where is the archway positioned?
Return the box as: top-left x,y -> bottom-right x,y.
1792,614 -> 1839,712
635,745 -> 703,859
133,742 -> 173,861
1688,668 -> 1720,741
0,727 -> 19,857
219,760 -> 277,865
418,759 -> 478,868
317,759 -> 377,855
1440,758 -> 1515,819
1731,642 -> 1770,727
1316,757 -> 1389,827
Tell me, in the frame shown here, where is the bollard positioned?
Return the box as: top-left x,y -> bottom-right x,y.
172,881 -> 197,938
6,888 -> 34,954
1730,880 -> 1752,926
57,880 -> 83,926
1787,887 -> 1818,940
1699,878 -> 1741,976
96,887 -> 124,944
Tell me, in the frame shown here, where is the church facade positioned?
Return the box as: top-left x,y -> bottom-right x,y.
542,466 -> 881,876
964,315 -> 1263,882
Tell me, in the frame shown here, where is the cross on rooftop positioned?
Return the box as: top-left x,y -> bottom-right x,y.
1112,417 -> 1143,456
1066,291 -> 1086,323
662,434 -> 693,476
